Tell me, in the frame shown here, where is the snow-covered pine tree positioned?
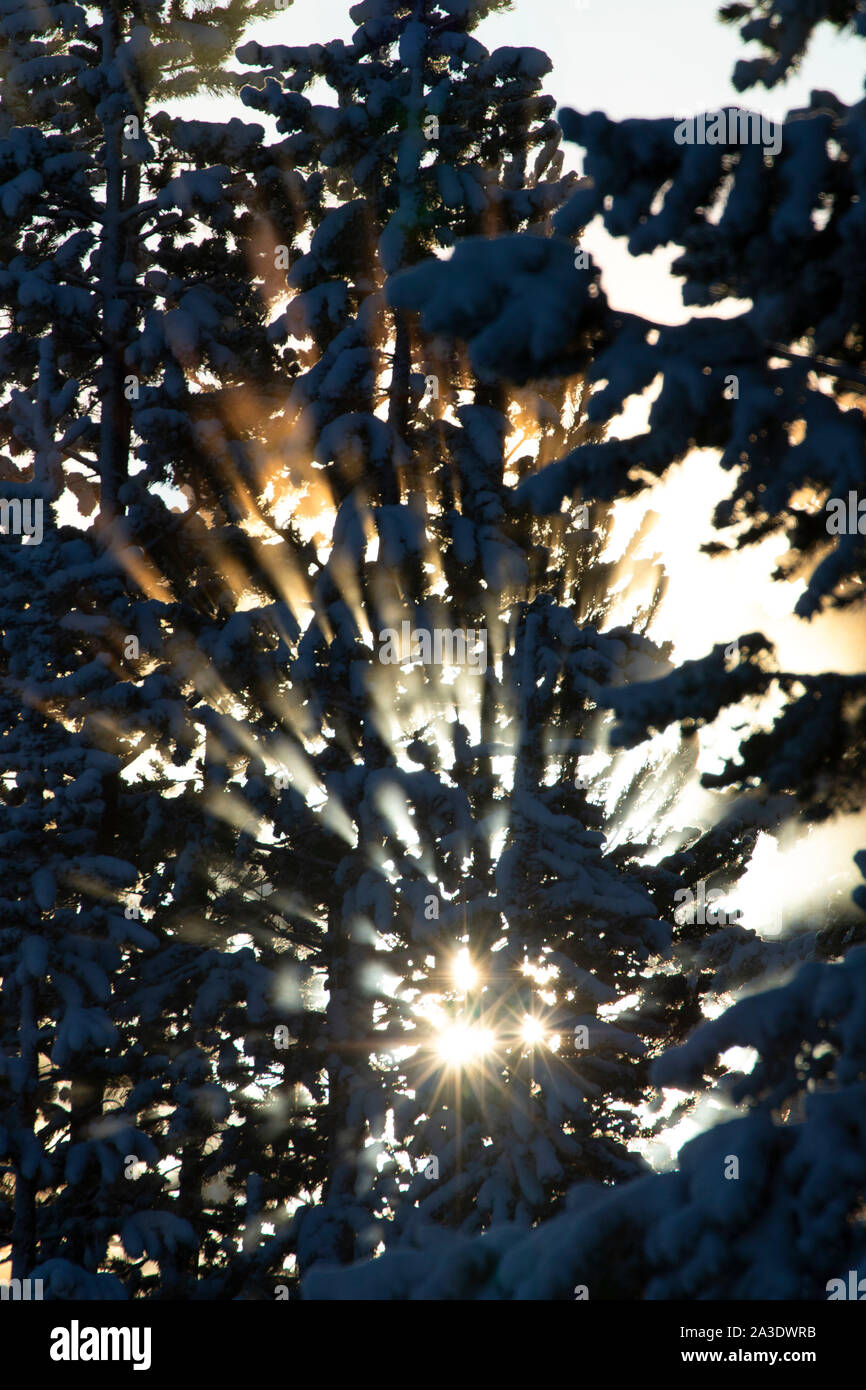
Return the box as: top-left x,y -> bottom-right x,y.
306,848 -> 866,1300
305,0 -> 866,1298
234,0 -> 757,1280
0,0 -> 312,1298
387,0 -> 866,866
387,0 -> 866,1074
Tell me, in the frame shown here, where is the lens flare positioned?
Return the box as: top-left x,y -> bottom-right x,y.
521,1016 -> 547,1047
437,1023 -> 494,1067
452,948 -> 478,991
